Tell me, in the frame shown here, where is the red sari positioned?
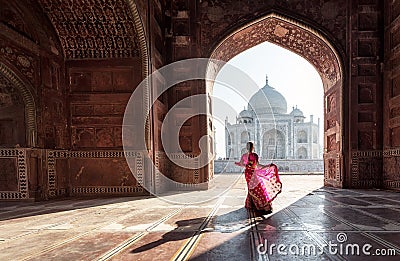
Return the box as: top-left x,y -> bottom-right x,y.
241,153 -> 282,211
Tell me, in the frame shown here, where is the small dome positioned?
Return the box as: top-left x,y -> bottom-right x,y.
239,109 -> 254,119
290,107 -> 304,117
248,75 -> 287,115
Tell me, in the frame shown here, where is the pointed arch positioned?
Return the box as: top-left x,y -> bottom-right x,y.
125,0 -> 151,148
0,62 -> 37,147
207,12 -> 345,187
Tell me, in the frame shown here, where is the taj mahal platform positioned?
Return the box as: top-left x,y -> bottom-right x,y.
0,175 -> 399,261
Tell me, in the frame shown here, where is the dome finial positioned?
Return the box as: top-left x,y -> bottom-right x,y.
266,74 -> 269,85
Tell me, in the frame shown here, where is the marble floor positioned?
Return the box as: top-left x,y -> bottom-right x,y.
0,175 -> 399,260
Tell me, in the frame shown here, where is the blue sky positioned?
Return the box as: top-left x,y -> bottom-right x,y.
212,42 -> 324,158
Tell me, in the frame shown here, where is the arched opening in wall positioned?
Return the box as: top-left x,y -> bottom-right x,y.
262,129 -> 285,159
0,74 -> 25,147
0,63 -> 36,147
207,13 -> 344,188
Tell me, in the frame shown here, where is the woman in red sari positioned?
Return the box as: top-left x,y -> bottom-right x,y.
235,142 -> 282,212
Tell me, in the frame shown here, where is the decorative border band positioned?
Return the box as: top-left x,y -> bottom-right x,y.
0,149 -> 28,200
47,150 -> 144,198
71,186 -> 143,195
383,149 -> 400,157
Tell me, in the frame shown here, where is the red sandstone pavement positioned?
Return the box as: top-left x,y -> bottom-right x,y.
0,175 -> 399,260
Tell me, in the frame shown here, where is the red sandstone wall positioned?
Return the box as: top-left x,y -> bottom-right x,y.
167,0 -> 385,188
383,0 -> 400,190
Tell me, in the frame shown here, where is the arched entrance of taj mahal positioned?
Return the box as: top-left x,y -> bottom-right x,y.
204,13 -> 345,188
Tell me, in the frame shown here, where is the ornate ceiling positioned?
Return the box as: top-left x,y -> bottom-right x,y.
38,0 -> 140,59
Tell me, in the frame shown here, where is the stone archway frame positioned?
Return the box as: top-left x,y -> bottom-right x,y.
125,0 -> 154,189
125,0 -> 150,138
207,12 -> 345,187
0,62 -> 37,147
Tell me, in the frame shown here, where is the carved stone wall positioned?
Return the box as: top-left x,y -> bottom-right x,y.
383,0 -> 400,190
47,150 -> 145,198
38,0 -> 140,59
0,74 -> 25,146
67,60 -> 141,150
347,0 -> 384,188
199,0 -> 347,56
0,0 -> 147,200
0,149 -> 28,199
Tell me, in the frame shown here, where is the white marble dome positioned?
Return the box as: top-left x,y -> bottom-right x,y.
290,107 -> 304,117
238,109 -> 254,119
248,77 -> 287,115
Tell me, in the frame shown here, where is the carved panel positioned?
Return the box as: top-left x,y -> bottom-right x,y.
327,158 -> 336,180
47,150 -> 143,197
69,68 -> 138,93
0,149 -> 28,199
38,0 -> 140,59
0,158 -> 17,191
0,40 -> 39,85
383,149 -> 400,189
351,151 -> 383,188
358,84 -> 375,104
327,134 -> 337,152
327,93 -> 337,113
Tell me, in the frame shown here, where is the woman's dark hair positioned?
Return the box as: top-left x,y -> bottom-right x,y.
246,141 -> 254,152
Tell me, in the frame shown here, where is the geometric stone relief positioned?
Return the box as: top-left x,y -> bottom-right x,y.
168,152 -> 200,185
0,42 -> 38,85
0,149 -> 28,200
327,134 -> 337,152
327,158 -> 336,180
47,150 -> 143,198
351,150 -> 383,188
38,0 -> 140,59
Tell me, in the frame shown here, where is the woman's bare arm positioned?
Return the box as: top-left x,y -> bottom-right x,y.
235,155 -> 246,167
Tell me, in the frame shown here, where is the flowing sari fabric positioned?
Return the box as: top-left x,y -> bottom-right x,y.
242,153 -> 282,211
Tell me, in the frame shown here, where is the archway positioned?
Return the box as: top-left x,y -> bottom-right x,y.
262,129 -> 286,159
207,13 -> 344,187
0,62 -> 37,147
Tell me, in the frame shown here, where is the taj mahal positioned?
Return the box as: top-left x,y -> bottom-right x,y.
224,75 -> 322,163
